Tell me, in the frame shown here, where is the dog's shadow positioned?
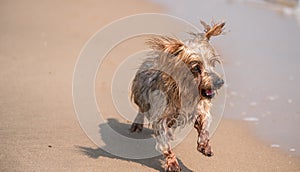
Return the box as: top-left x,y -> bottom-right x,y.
76,118 -> 193,172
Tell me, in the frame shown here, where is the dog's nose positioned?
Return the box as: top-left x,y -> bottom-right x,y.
216,78 -> 224,87
210,73 -> 224,89
213,78 -> 224,89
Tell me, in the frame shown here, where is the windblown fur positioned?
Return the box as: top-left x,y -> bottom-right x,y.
130,20 -> 225,172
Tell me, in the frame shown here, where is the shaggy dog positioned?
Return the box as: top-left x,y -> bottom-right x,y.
130,21 -> 225,172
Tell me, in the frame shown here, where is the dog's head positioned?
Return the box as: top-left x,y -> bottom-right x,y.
147,21 -> 225,101
190,21 -> 225,100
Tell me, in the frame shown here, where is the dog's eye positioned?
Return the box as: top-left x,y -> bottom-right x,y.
192,65 -> 201,74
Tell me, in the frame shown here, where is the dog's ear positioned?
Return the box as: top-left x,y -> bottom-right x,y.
200,20 -> 225,40
146,36 -> 185,56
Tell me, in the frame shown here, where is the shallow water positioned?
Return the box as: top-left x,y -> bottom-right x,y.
150,0 -> 300,157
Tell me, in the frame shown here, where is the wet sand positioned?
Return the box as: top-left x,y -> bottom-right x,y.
0,0 -> 300,171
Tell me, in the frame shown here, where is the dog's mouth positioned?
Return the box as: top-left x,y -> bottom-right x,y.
201,89 -> 216,99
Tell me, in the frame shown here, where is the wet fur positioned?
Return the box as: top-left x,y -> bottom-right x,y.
130,21 -> 225,172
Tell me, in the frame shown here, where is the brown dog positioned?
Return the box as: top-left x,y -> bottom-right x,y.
130,21 -> 225,171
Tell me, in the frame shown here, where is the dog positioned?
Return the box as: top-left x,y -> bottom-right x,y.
130,20 -> 225,172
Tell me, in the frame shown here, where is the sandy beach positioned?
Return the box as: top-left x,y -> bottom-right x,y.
1,0 -> 300,171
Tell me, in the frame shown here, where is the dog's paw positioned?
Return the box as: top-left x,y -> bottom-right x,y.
202,146 -> 214,157
165,152 -> 181,172
165,162 -> 181,172
130,123 -> 143,132
197,142 -> 214,157
165,165 -> 181,172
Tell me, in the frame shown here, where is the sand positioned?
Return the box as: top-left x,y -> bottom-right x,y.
0,0 -> 299,171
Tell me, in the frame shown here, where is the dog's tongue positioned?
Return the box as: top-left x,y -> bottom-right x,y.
206,89 -> 214,96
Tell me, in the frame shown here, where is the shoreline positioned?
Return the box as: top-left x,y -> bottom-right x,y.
150,0 -> 300,159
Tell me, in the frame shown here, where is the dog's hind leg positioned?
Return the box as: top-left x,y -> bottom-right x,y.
130,111 -> 145,132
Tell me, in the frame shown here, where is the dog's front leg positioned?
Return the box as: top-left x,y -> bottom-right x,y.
163,149 -> 181,172
154,120 -> 181,172
194,113 -> 213,156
